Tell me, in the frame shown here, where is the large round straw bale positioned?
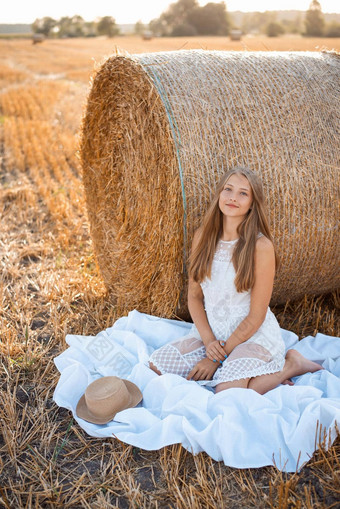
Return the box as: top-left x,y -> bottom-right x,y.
81,50 -> 340,318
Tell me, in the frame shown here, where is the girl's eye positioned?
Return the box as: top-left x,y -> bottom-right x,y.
240,192 -> 248,196
224,187 -> 231,192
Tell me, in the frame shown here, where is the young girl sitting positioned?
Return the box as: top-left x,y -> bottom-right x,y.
149,167 -> 322,394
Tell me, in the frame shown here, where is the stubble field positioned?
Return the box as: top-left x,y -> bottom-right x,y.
0,35 -> 339,508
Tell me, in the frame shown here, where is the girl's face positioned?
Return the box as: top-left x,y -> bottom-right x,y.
219,173 -> 253,219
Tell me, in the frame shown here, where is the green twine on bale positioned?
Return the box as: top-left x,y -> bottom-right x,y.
144,64 -> 188,272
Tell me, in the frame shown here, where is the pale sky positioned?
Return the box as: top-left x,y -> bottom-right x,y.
2,1 -> 340,24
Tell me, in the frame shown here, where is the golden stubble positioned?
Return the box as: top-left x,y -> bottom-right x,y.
0,37 -> 339,509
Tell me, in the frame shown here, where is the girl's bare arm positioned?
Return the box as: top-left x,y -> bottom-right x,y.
188,230 -> 216,345
188,231 -> 226,362
188,278 -> 215,345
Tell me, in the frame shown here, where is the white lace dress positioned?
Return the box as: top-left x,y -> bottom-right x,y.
149,238 -> 285,387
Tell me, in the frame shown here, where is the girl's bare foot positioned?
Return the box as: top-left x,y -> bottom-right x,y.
284,349 -> 323,379
247,350 -> 323,395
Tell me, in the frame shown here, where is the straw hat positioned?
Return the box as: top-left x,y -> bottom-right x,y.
76,376 -> 143,424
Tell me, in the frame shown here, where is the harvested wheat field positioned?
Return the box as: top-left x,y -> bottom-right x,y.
0,36 -> 339,508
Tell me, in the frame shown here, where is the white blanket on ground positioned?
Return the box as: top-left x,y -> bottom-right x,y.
53,310 -> 340,472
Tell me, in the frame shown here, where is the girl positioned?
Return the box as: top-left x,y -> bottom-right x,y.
149,167 -> 322,394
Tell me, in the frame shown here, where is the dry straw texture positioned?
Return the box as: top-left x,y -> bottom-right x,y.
0,39 -> 339,508
81,50 -> 340,318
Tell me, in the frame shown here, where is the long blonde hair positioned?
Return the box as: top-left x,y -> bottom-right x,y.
189,167 -> 278,292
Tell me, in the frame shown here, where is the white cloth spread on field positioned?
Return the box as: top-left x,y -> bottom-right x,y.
53,309 -> 340,472
150,238 -> 285,385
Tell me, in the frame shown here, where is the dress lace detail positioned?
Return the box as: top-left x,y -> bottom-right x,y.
149,234 -> 285,385
213,238 -> 237,262
150,341 -> 206,377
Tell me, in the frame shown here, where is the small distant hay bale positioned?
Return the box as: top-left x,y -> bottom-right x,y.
230,30 -> 242,41
142,31 -> 153,41
81,50 -> 340,318
32,34 -> 45,45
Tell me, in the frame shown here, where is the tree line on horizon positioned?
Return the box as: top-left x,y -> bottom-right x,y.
31,1 -> 340,39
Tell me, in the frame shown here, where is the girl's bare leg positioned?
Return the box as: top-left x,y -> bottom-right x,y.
215,378 -> 250,393
248,349 -> 323,395
151,349 -> 323,395
149,361 -> 161,376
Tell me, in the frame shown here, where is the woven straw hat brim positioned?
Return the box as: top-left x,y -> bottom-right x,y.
76,379 -> 143,425
122,379 -> 143,407
76,394 -> 115,424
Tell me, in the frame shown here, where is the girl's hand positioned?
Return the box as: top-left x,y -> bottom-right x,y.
187,358 -> 219,381
205,340 -> 227,363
